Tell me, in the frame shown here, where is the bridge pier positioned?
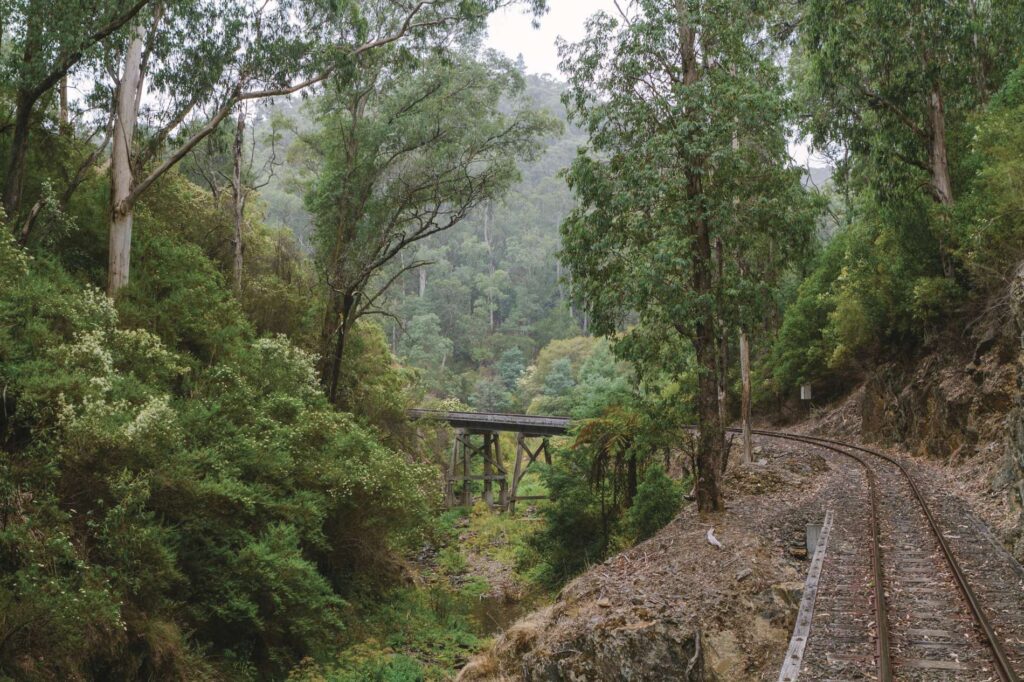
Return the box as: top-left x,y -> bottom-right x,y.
446,430 -> 509,509
410,409 -> 569,512
509,434 -> 552,513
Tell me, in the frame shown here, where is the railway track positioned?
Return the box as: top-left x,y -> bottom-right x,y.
740,428 -> 1023,682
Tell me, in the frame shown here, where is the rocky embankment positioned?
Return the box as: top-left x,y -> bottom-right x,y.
1008,263 -> 1024,556
834,264 -> 1024,560
458,442 -> 839,681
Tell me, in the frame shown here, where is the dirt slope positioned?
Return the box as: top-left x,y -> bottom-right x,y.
458,441 -> 839,681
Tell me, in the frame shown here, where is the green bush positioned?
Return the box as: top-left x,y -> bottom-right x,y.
530,451 -> 617,587
0,232 -> 433,679
624,466 -> 682,542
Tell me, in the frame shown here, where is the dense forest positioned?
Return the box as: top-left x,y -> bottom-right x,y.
1,0 -> 1023,680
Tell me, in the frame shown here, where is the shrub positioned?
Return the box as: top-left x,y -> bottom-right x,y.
530,451 -> 616,587
624,466 -> 682,542
0,234 -> 433,678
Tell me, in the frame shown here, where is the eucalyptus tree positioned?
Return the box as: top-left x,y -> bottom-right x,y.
181,104 -> 287,292
0,0 -> 151,219
305,49 -> 558,405
105,0 -> 312,294
797,0 -> 1024,272
558,0 -> 815,511
104,0 -> 548,295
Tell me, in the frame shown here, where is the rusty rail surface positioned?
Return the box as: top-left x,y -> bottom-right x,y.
745,428 -> 1019,682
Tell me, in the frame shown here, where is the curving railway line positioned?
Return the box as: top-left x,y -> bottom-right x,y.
415,408 -> 1024,679
746,428 -> 1024,682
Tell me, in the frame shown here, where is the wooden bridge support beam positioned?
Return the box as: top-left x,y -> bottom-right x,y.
508,433 -> 552,513
445,430 -> 509,510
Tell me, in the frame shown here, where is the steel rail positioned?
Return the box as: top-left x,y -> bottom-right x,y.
741,428 -> 1020,682
743,429 -> 892,681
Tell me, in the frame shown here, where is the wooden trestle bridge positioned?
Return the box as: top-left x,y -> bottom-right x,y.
408,409 -> 570,511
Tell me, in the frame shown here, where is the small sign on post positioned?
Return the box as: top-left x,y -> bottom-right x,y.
800,383 -> 813,401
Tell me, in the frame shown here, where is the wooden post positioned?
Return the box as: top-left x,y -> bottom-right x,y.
483,433 -> 494,507
496,434 -> 509,510
740,328 -> 753,464
510,433 -> 525,513
460,430 -> 471,506
445,432 -> 459,507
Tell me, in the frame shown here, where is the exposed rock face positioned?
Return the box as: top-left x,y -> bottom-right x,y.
860,348 -> 1016,463
858,262 -> 1024,561
1007,263 -> 1024,557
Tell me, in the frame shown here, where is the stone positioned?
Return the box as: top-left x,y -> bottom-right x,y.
705,629 -> 745,680
771,581 -> 805,609
735,567 -> 753,582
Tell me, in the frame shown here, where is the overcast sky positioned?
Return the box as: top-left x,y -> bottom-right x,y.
484,1 -> 825,167
486,0 -> 619,77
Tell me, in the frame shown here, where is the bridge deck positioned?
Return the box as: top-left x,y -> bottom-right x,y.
408,409 -> 571,436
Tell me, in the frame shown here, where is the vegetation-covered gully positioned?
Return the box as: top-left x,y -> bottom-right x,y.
5,0 -> 1024,681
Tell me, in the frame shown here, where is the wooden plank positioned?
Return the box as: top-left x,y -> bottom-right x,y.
407,409 -> 571,436
778,509 -> 835,682
901,659 -> 970,671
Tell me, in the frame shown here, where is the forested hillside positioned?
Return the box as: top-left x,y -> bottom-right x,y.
0,1 -> 555,678
1,0 -> 1024,680
385,74 -> 589,408
243,74 -> 594,408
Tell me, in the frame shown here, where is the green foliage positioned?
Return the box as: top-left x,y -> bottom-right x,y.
531,357 -> 575,415
0,232 -> 433,679
116,232 -> 252,363
953,65 -> 1024,289
530,406 -> 679,587
911,277 -> 964,328
305,47 -> 558,397
530,450 -> 614,587
770,55 -> 1024,398
624,466 -> 683,543
398,314 -> 454,395
468,375 -> 513,413
378,75 -> 589,402
770,248 -> 841,391
496,347 -> 526,392
768,0 -> 1024,402
570,341 -> 632,419
558,0 -> 817,510
290,585 -> 486,682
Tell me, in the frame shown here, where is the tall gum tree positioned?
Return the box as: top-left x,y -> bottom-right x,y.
797,0 -> 1024,271
103,0 -> 549,295
558,0 -> 816,512
304,49 -> 559,405
0,0 -> 151,221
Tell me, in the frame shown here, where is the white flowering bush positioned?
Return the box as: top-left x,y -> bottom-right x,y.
0,236 -> 432,679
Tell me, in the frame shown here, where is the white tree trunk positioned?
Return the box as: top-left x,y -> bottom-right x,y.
231,111 -> 246,292
929,86 -> 953,206
419,267 -> 427,297
739,329 -> 752,464
59,77 -> 69,129
107,27 -> 146,295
